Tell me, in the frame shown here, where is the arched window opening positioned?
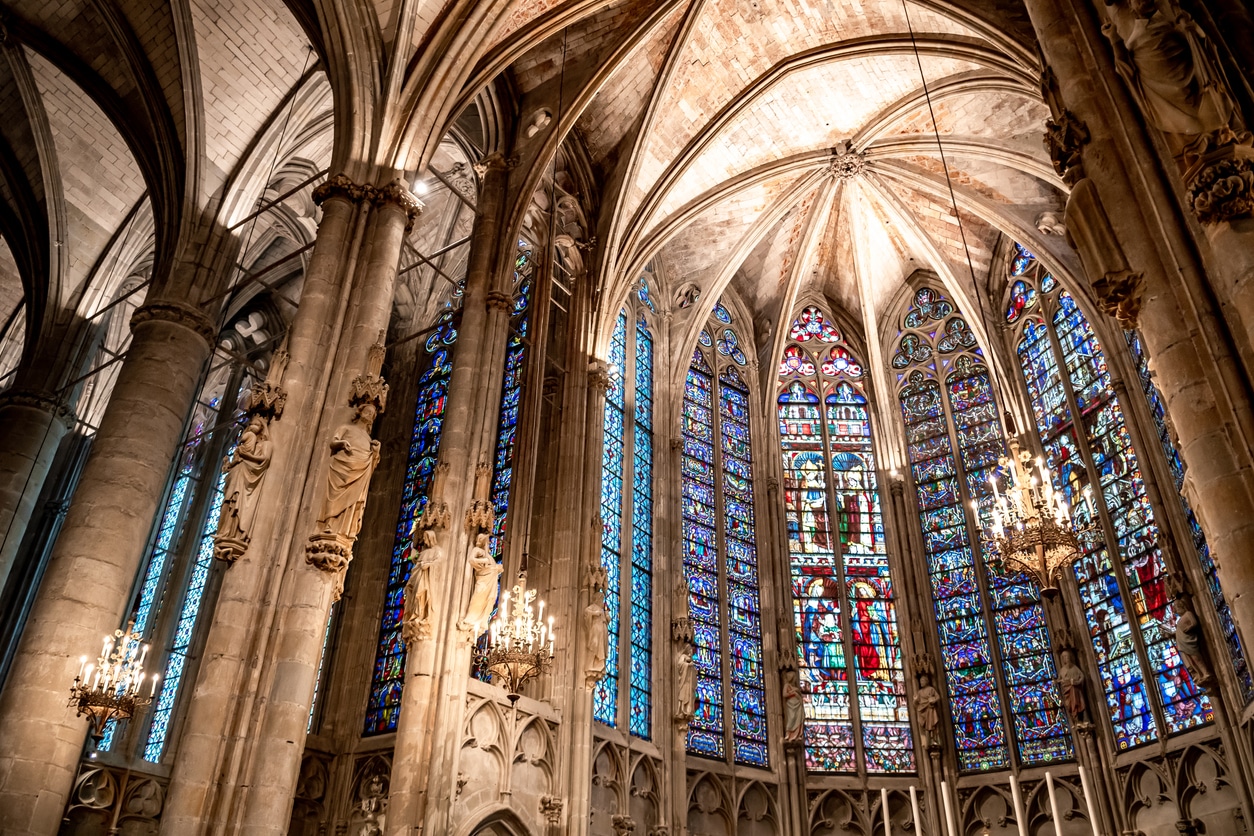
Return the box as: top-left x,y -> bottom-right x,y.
594,277 -> 655,738
777,305 -> 912,774
365,237 -> 535,734
892,285 -> 1071,772
1007,245 -> 1214,746
682,300 -> 768,767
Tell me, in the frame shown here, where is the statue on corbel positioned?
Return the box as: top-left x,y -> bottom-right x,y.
1167,575 -> 1217,690
1102,0 -> 1254,224
403,462 -> 450,644
214,346 -> 289,564
306,335 -> 388,600
459,461 -> 502,640
584,559 -> 609,687
1052,629 -> 1090,723
912,652 -> 942,750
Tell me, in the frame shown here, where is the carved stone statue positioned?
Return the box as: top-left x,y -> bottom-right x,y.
402,529 -> 443,644
1171,595 -> 1216,689
460,532 -> 501,637
214,414 -> 273,562
913,671 -> 941,744
676,644 -> 696,721
1058,647 -> 1087,718
584,588 -> 609,687
314,402 -> 381,542
782,668 -> 805,744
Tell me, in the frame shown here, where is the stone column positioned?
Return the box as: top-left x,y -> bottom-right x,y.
233,180 -> 419,836
0,300 -> 214,835
386,153 -> 508,835
160,178 -> 366,833
0,390 -> 71,596
1025,0 -> 1254,663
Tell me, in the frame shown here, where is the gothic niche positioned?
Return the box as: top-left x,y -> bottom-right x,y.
737,783 -> 779,836
1124,762 -> 1180,835
289,754 -> 330,835
688,773 -> 733,836
1179,746 -> 1242,835
628,758 -> 662,834
962,786 -> 1020,836
348,754 -> 391,836
810,789 -> 866,836
590,744 -> 623,836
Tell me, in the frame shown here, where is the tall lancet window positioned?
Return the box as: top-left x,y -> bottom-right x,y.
892,286 -> 1071,772
1125,331 -> 1253,703
777,305 -> 912,773
1006,245 -> 1214,746
682,300 -> 768,766
365,238 -> 535,735
594,276 -> 656,737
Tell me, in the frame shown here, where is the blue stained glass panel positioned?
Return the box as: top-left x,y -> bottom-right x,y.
594,311 -> 628,726
629,316 -> 654,739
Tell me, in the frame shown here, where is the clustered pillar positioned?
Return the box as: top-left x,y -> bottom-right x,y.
0,301 -> 215,835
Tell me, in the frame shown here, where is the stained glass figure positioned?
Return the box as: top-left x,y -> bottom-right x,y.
1125,331 -> 1253,703
1011,243 -> 1034,276
791,306 -> 842,343
684,300 -> 768,767
365,311 -> 457,735
1005,280 -> 1037,324
1008,250 -> 1214,749
894,285 -> 1072,771
638,274 -> 657,312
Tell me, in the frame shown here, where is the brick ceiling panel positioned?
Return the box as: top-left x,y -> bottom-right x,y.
626,0 -> 980,216
652,54 -> 976,223
511,0 -> 648,94
27,49 -> 144,288
575,4 -> 684,172
190,0 -> 311,179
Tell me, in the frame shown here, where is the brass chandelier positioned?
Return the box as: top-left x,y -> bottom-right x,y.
483,574 -> 555,702
69,621 -> 156,751
981,433 -> 1089,596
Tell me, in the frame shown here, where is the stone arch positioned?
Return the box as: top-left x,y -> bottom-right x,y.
464,805 -> 534,836
589,740 -> 625,835
961,785 -> 1019,836
737,781 -> 780,836
810,788 -> 869,836
1125,761 -> 1180,836
1178,744 -> 1242,834
627,755 -> 661,834
688,772 -> 733,836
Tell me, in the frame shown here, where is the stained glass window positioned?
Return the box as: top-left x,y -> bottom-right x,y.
1008,250 -> 1213,747
893,285 -> 1070,771
365,311 -> 456,735
630,315 -> 655,736
778,309 -> 912,773
683,300 -> 768,766
594,312 -> 627,726
1125,331 -> 1253,702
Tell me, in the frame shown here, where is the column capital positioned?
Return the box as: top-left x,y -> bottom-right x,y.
312,173 -> 371,206
0,388 -> 72,423
372,178 -> 424,232
130,300 -> 215,346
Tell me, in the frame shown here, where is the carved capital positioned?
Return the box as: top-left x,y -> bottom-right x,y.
588,360 -> 611,395
213,535 -> 248,566
485,290 -> 513,312
131,300 -> 216,346
305,535 -> 352,601
1043,109 -> 1090,186
473,153 -> 513,178
1092,269 -> 1144,329
612,815 -> 636,835
1184,128 -> 1254,224
312,173 -> 369,206
0,389 -> 72,424
539,795 -> 564,824
372,178 -> 424,232
765,476 -> 780,495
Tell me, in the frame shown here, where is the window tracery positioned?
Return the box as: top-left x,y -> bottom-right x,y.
682,299 -> 768,766
1007,246 -> 1220,746
776,305 -> 911,774
892,286 -> 1071,772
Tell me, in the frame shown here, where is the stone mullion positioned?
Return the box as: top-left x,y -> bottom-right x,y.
234,179 -> 419,836
160,181 -> 367,834
0,390 -> 72,597
385,155 -> 505,834
1025,0 -> 1254,665
0,297 -> 217,834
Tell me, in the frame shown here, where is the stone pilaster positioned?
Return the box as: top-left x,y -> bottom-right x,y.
0,389 -> 72,597
1024,0 -> 1254,677
234,178 -> 419,836
0,299 -> 214,835
161,180 -> 365,834
387,153 -> 508,835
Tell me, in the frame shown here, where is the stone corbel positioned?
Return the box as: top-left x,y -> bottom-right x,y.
130,300 -> 216,347
372,178 -> 424,233
612,814 -> 636,835
588,360 -> 611,396
1043,109 -> 1090,186
485,290 -> 513,313
540,795 -> 564,825
1184,127 -> 1254,224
